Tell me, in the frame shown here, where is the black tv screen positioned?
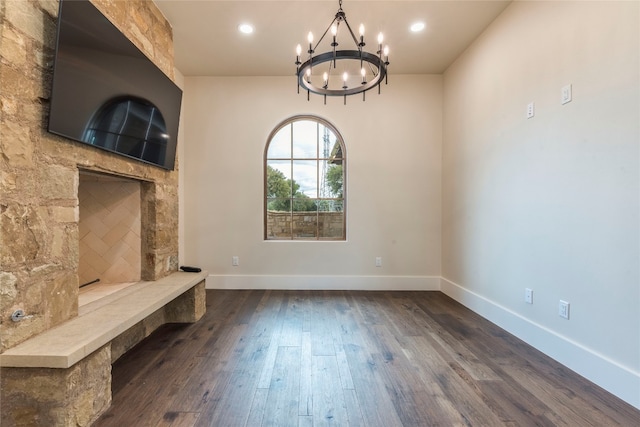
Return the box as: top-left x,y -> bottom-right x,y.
48,0 -> 182,170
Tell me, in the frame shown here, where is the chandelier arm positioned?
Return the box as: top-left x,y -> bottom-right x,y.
341,17 -> 361,48
313,17 -> 339,53
367,61 -> 378,77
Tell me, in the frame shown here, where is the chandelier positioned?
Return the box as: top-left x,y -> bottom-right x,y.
295,0 -> 389,104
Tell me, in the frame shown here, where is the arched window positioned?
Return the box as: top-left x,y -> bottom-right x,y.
265,116 -> 346,240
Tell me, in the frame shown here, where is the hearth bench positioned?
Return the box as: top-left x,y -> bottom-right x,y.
0,270 -> 207,426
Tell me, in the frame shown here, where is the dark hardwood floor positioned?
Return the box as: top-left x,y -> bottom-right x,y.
94,290 -> 640,426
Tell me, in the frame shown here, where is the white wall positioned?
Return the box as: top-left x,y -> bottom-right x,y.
442,1 -> 639,408
182,75 -> 442,290
175,67 -> 186,267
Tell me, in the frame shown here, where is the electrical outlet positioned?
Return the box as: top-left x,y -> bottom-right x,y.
559,300 -> 570,319
375,257 -> 382,267
527,102 -> 535,119
525,288 -> 533,304
232,256 -> 239,266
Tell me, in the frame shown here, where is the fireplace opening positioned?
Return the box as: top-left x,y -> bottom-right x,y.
78,170 -> 142,306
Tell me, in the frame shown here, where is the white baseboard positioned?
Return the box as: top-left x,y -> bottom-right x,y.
205,274 -> 440,291
440,277 -> 640,410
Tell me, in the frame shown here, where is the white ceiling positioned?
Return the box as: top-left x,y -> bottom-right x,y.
154,0 -> 512,77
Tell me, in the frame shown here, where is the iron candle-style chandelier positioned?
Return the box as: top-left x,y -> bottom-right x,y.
295,0 -> 389,104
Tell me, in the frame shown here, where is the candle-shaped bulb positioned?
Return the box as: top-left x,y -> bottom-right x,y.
343,72 -> 348,83
307,32 -> 314,44
331,24 -> 338,36
377,32 -> 384,44
323,72 -> 328,83
296,44 -> 302,56
384,45 -> 389,56
306,68 -> 311,77
361,68 -> 366,77
359,24 -> 365,37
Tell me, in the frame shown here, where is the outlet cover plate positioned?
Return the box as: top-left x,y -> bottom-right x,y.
559,300 -> 570,319
527,102 -> 535,119
525,288 -> 533,304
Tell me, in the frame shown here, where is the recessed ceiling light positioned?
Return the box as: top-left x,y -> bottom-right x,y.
238,23 -> 254,34
410,22 -> 426,33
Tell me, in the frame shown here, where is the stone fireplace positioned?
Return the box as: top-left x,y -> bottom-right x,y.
1,1 -> 195,424
1,0 -> 181,351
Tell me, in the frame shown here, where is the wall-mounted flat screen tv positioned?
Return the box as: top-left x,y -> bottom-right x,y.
48,0 -> 182,170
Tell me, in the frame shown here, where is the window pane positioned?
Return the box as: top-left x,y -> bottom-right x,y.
317,200 -> 343,212
319,125 -> 339,159
267,198 -> 291,212
319,161 -> 343,198
292,120 -> 317,158
329,144 -> 343,162
266,208 -> 291,239
267,160 -> 292,198
292,160 -> 317,198
267,125 -> 291,158
319,209 -> 344,239
318,200 -> 344,238
292,206 -> 317,239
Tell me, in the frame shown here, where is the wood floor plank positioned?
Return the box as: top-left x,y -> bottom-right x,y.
256,330 -> 281,390
246,388 -> 268,427
340,344 -> 403,427
96,333 -> 210,426
299,331 -> 313,416
342,388 -> 366,427
173,325 -> 248,413
96,290 -> 640,427
159,411 -> 200,427
399,335 -> 506,426
204,333 -> 273,427
262,346 -> 302,427
309,291 -> 338,356
311,355 -> 350,426
500,361 -> 632,427
277,292 -> 303,347
335,342 -> 355,390
368,324 -> 462,426
337,301 -> 405,426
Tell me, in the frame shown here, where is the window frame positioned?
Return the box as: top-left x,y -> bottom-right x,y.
264,115 -> 347,241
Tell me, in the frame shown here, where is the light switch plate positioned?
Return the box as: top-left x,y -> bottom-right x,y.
561,84 -> 572,105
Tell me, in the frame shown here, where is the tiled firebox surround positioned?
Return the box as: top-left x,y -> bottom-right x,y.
78,171 -> 142,287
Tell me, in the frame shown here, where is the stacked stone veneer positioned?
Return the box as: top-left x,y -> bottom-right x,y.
1,346 -> 112,427
1,0 -> 184,425
266,211 -> 344,239
1,0 -> 177,351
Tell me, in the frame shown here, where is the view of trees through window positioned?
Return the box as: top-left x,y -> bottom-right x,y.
265,116 -> 345,240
